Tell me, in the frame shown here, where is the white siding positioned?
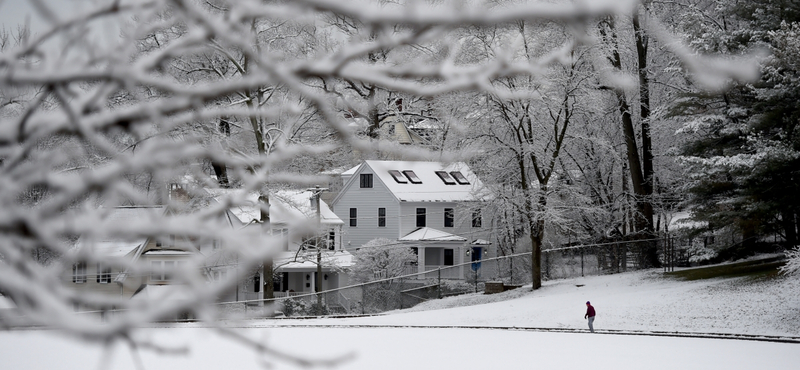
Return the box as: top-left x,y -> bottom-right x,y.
332,167 -> 402,248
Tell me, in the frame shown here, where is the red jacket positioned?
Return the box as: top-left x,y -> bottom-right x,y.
585,305 -> 596,318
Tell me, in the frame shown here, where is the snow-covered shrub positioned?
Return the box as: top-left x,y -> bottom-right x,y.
780,246 -> 800,276
687,238 -> 718,263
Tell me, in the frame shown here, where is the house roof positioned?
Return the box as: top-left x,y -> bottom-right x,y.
399,227 -> 467,242
273,250 -> 354,271
340,160 -> 491,203
74,206 -> 165,257
209,188 -> 344,227
130,284 -> 193,301
668,211 -> 708,230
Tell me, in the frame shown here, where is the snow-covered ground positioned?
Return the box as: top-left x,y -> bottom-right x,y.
2,269 -> 799,369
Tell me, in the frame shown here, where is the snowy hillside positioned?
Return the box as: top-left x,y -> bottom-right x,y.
272,268 -> 800,337
2,268 -> 799,370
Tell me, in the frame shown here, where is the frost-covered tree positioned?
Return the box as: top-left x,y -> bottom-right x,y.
672,0 -> 800,252
349,238 -> 416,283
0,0 -> 761,365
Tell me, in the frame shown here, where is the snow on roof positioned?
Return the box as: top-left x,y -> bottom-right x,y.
273,250 -> 354,271
142,250 -> 193,255
74,206 -> 164,256
668,211 -> 708,230
0,295 -> 16,309
131,284 -> 193,301
399,227 -> 467,242
355,160 -> 491,202
210,189 -> 343,226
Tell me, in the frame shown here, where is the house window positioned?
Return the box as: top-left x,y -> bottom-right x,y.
254,273 -> 261,293
450,171 -> 470,185
444,208 -> 454,227
150,261 -> 175,282
97,263 -> 111,284
472,209 -> 482,228
388,170 -> 408,183
403,170 -> 422,184
435,171 -> 457,185
444,249 -> 454,266
328,231 -> 336,250
378,208 -> 386,227
360,173 -> 373,188
416,208 -> 426,227
72,262 -> 87,284
349,208 -> 357,227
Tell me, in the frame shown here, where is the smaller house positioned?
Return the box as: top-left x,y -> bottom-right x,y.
215,188 -> 352,298
66,204 -> 245,313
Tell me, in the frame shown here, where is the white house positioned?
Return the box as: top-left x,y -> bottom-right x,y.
330,160 -> 493,279
67,204 -> 246,313
215,188 -> 352,297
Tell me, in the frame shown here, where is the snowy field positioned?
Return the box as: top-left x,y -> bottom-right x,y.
2,269 -> 799,370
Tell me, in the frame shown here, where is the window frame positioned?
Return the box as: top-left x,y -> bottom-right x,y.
96,263 -> 112,284
450,171 -> 470,185
444,208 -> 454,228
359,173 -> 373,188
403,170 -> 422,184
388,170 -> 408,183
472,209 -> 482,228
72,262 -> 87,284
378,207 -> 386,227
435,171 -> 457,185
349,208 -> 357,227
416,208 -> 426,227
150,260 -> 176,282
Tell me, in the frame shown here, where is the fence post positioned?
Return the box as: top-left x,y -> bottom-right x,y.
399,276 -> 404,310
509,255 -> 513,285
437,268 -> 442,299
581,247 -> 584,277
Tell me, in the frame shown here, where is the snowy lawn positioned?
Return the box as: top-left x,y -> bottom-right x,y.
1,269 -> 799,369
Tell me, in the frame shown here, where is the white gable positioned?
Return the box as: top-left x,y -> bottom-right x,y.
363,160 -> 490,202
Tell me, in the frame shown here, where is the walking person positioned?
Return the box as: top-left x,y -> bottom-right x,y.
584,301 -> 596,333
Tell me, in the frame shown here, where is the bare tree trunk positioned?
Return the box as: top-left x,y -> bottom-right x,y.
633,6 -> 659,267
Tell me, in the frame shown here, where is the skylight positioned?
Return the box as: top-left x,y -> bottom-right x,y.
388,170 -> 408,183
435,171 -> 457,185
402,170 -> 422,184
450,171 -> 470,185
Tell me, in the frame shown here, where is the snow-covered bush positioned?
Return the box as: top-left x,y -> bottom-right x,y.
780,246 -> 800,276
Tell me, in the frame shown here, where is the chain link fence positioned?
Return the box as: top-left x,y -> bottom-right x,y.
220,238 -> 676,318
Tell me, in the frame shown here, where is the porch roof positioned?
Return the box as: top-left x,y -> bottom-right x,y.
398,227 -> 466,242
273,250 -> 354,271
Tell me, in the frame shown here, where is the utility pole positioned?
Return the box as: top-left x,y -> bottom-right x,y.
308,185 -> 328,315
260,194 -> 273,301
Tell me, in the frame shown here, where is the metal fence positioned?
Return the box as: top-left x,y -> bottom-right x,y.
221,237 -> 677,318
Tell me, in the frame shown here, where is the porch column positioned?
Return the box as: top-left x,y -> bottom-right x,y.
418,246 -> 426,274
460,245 -> 466,279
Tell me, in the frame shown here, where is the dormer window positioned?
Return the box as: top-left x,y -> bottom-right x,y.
450,171 -> 470,185
435,171 -> 457,185
388,170 -> 407,183
402,170 -> 422,184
